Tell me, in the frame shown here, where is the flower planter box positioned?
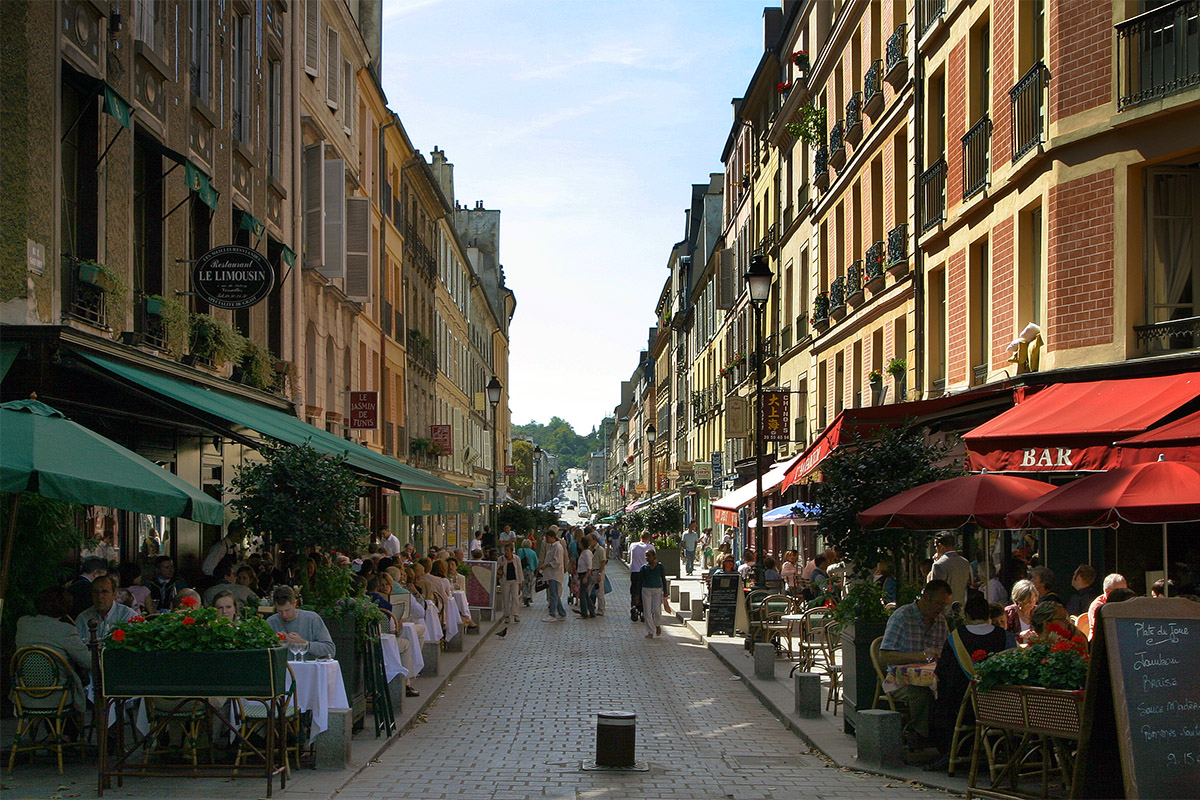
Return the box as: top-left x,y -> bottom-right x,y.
144,295 -> 164,315
101,646 -> 288,698
78,262 -> 105,287
973,684 -> 1084,739
655,548 -> 681,579
841,620 -> 888,734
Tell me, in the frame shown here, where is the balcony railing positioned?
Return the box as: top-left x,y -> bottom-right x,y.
919,159 -> 947,232
830,276 -> 846,311
865,241 -> 885,282
406,328 -> 437,375
65,256 -> 110,328
886,23 -> 909,85
829,121 -> 846,168
1117,0 -> 1200,110
1134,314 -> 1200,349
814,146 -> 830,189
1010,61 -> 1049,162
846,260 -> 864,300
134,297 -> 169,351
887,223 -> 909,266
919,0 -> 946,36
864,59 -> 884,115
961,115 -> 992,200
381,299 -> 393,337
846,93 -> 863,144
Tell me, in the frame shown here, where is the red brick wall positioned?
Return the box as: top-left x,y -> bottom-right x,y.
947,41 -> 967,207
1048,170 -> 1114,348
948,249 -> 968,383
991,0 -> 1015,166
991,217 -> 1015,369
1050,0 -> 1111,118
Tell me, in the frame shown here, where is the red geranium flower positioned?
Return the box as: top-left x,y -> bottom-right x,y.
823,598 -> 836,609
130,615 -> 144,623
1051,641 -> 1073,652
112,628 -> 126,642
180,595 -> 199,609
182,616 -> 196,625
278,632 -> 287,641
971,649 -> 989,662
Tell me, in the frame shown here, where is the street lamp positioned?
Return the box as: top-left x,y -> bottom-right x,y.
645,423 -> 656,498
533,445 -> 542,504
746,254 -> 773,588
486,376 -> 502,538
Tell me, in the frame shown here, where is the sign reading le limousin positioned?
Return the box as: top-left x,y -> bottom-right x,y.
192,245 -> 275,309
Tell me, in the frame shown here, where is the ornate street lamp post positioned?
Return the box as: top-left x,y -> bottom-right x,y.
745,254 -> 773,588
645,423 -> 656,500
486,376 -> 503,538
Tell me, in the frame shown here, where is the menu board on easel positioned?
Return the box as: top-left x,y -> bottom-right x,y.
1073,597 -> 1200,799
707,574 -> 740,637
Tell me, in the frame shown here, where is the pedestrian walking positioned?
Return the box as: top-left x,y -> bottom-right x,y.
590,533 -> 609,616
681,521 -> 700,576
540,527 -> 567,622
517,538 -> 539,607
575,537 -> 596,618
639,548 -> 672,638
627,531 -> 652,622
497,544 -> 523,623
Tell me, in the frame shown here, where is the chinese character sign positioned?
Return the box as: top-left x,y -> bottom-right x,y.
430,424 -> 453,454
349,391 -> 378,429
762,388 -> 790,442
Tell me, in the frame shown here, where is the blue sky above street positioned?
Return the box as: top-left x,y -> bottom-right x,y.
380,0 -> 766,432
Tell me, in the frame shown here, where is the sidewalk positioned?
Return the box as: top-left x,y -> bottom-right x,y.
664,566 -> 969,796
1,618 -> 503,800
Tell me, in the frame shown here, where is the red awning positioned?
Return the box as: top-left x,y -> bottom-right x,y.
964,373 -> 1200,472
781,386 -> 1013,491
711,454 -> 801,527
1117,407 -> 1200,465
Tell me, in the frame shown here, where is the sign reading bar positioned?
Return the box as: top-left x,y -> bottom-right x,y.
762,387 -> 790,442
706,574 -> 740,636
430,424 -> 453,455
348,391 -> 378,429
192,244 -> 274,309
504,465 -> 516,476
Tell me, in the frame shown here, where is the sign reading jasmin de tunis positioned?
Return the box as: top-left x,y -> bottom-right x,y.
192,245 -> 275,309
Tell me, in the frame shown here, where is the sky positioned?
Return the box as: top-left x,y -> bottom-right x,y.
380,0 -> 768,433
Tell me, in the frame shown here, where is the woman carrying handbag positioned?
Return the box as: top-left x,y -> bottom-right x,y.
638,549 -> 673,639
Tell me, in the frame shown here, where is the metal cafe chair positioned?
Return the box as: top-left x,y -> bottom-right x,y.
7,646 -> 85,773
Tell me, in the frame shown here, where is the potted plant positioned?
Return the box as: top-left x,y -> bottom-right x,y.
187,313 -> 243,368
143,295 -> 189,356
102,596 -> 287,698
306,564 -> 386,720
237,339 -> 276,391
785,103 -> 826,148
646,499 -> 684,577
810,291 -> 831,328
830,581 -> 892,733
868,369 -> 884,403
777,81 -> 793,95
792,50 -> 810,73
887,357 -> 907,401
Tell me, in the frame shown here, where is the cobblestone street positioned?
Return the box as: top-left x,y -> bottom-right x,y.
336,566 -> 946,800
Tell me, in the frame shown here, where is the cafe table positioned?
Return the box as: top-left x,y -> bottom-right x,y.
379,633 -> 409,683
398,622 -> 425,674
883,661 -> 939,698
422,598 -> 444,642
451,589 -> 470,618
287,659 -> 349,743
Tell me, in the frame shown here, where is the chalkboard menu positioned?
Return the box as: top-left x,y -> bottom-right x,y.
1075,597 -> 1200,799
707,574 -> 740,637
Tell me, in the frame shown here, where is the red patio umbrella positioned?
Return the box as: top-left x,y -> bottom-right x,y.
1004,457 -> 1200,596
856,473 -> 1056,530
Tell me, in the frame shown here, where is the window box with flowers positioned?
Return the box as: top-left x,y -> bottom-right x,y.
811,291 -> 831,329
101,596 -> 288,697
777,81 -> 793,97
719,352 -> 747,381
792,50 -> 810,74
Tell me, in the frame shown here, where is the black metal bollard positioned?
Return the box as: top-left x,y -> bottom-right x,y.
595,711 -> 636,767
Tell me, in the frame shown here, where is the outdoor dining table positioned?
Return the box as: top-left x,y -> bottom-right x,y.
884,661 -> 938,698
451,589 -> 470,618
287,659 -> 349,743
379,633 -> 409,684
398,621 -> 425,675
422,598 -> 445,642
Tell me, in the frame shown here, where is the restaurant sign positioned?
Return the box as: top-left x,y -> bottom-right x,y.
348,391 -> 377,429
504,465 -> 516,475
430,423 -> 453,455
693,461 -> 712,482
762,387 -> 790,442
192,245 -> 274,309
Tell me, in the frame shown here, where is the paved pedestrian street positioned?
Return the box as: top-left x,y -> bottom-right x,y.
337,566 -> 945,800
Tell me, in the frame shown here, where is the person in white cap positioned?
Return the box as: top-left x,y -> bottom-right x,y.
539,526 -> 567,621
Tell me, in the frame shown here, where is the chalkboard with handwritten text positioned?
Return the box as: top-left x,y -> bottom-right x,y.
707,574 -> 740,637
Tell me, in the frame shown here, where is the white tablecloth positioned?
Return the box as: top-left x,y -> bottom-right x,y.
87,683 -> 150,735
288,659 -> 349,743
452,590 -> 470,618
442,596 -> 460,641
423,599 -> 444,642
399,622 -> 425,675
379,634 -> 408,683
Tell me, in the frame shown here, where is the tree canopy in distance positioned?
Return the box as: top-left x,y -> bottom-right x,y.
511,417 -> 601,470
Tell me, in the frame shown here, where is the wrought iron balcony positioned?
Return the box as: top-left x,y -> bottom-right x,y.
134,297 -> 169,351
1117,0 -> 1200,110
1134,314 -> 1200,349
1010,61 -> 1049,162
865,241 -> 885,282
886,23 -> 909,86
829,121 -> 846,169
919,0 -> 946,36
812,291 -> 830,325
406,328 -> 437,375
846,93 -> 863,144
65,256 -> 110,329
864,59 -> 884,116
830,276 -> 846,311
961,115 -> 992,200
846,260 -> 864,302
887,224 -> 909,267
919,159 -> 947,232
814,146 -> 830,189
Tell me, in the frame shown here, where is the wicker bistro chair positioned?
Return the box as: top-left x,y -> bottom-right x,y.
234,664 -> 310,773
819,620 -> 843,715
755,594 -> 794,650
7,646 -> 85,773
789,607 -> 832,674
869,636 -> 912,722
143,697 -> 213,766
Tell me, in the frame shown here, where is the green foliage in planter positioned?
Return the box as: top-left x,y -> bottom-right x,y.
887,357 -> 907,377
107,599 -> 283,651
622,509 -> 645,534
229,441 -> 369,593
239,339 -> 276,391
651,535 -> 681,550
145,295 -> 189,356
78,260 -> 129,319
813,425 -> 960,579
829,580 -> 892,626
319,595 -> 386,642
189,313 -> 243,366
410,437 -> 431,455
785,103 -> 827,147
974,631 -> 1089,692
457,563 -> 471,578
644,499 -> 683,537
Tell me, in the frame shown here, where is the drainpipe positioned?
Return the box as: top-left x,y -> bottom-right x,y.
380,116 -> 397,465
912,18 -> 926,401
291,4 -> 305,415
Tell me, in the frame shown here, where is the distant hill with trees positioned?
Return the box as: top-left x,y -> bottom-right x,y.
512,417 -> 601,470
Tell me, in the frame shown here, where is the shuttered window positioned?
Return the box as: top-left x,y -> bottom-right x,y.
304,0 -> 320,76
326,28 -> 339,108
302,143 -> 324,268
345,196 -> 370,300
343,61 -> 354,136
321,158 -> 345,279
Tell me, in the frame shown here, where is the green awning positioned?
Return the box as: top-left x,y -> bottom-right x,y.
0,341 -> 23,383
185,161 -> 220,211
102,85 -> 133,130
77,352 -> 480,510
400,489 -> 445,516
237,210 -> 265,237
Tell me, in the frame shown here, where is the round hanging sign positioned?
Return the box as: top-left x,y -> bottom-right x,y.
192,244 -> 275,309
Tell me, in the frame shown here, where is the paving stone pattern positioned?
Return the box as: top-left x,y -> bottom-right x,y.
338,567 -> 939,800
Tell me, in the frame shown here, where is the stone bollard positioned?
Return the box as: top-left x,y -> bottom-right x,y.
595,712 -> 636,767
444,631 -> 463,653
313,707 -> 352,769
691,598 -> 705,620
420,641 -> 439,676
793,672 -> 822,718
856,710 -> 904,768
679,591 -> 690,613
753,642 -> 776,680
669,584 -> 680,604
466,609 -> 481,634
387,675 -> 405,715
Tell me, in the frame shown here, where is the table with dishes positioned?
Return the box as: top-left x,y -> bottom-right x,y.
883,661 -> 939,698
286,658 -> 350,743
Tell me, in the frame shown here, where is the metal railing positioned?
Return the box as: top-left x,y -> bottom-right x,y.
919,159 -> 947,232
814,146 -> 829,186
887,224 -> 909,266
919,0 -> 946,36
65,256 -> 109,328
830,276 -> 846,310
1134,314 -> 1200,348
887,23 -> 908,77
846,260 -> 864,298
406,329 -> 437,375
866,241 -> 885,281
961,115 -> 992,200
1010,61 -> 1049,162
1117,0 -> 1200,110
829,120 -> 845,164
134,297 -> 169,351
846,92 -> 863,141
865,59 -> 884,112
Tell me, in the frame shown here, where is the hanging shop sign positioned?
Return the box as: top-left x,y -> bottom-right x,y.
430,424 -> 453,455
348,391 -> 378,429
762,387 -> 790,442
504,465 -> 516,476
192,245 -> 274,309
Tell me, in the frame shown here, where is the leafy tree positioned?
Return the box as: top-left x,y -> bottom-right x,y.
645,499 -> 683,537
229,441 -> 369,592
510,439 -> 533,502
1,494 -> 82,653
511,417 -> 602,470
813,425 -> 960,579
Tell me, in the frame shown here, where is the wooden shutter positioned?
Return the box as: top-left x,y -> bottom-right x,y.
302,143 -> 325,269
321,158 -> 345,279
326,28 -> 339,106
716,248 -> 735,308
304,0 -> 320,76
343,61 -> 354,134
345,196 -> 370,300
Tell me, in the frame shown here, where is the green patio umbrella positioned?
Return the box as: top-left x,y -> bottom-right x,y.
0,397 -> 225,616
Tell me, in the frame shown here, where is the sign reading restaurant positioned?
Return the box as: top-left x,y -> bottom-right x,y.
348,391 -> 378,429
192,245 -> 275,309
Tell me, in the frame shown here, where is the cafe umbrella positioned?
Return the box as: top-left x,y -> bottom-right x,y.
0,397 -> 226,616
1004,456 -> 1200,596
856,472 -> 1056,530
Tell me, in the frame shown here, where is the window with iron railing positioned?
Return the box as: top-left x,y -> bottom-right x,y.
919,160 -> 947,232
962,115 -> 991,199
830,276 -> 846,309
887,224 -> 909,265
846,260 -> 864,297
846,93 -> 863,142
1010,61 -> 1048,162
886,23 -> 908,78
865,59 -> 884,113
919,0 -> 946,36
1117,0 -> 1200,110
866,241 -> 885,280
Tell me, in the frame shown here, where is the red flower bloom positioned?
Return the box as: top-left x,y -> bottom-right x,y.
971,649 -> 989,662
1051,641 -> 1073,652
278,632 -> 287,641
180,595 -> 199,609
112,629 -> 126,642
130,615 -> 145,623
777,81 -> 793,93
823,599 -> 836,609
181,616 -> 196,625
